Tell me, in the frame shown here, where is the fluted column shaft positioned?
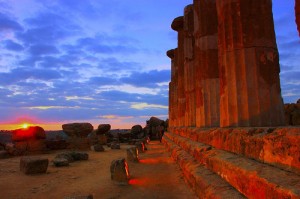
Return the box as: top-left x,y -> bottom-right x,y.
184,5 -> 196,127
194,0 -> 220,127
216,0 -> 285,127
172,17 -> 185,127
167,49 -> 177,128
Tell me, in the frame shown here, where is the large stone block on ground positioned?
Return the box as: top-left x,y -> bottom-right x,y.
127,147 -> 139,162
110,158 -> 130,185
12,126 -> 46,142
20,156 -> 49,174
62,123 -> 93,137
135,142 -> 145,153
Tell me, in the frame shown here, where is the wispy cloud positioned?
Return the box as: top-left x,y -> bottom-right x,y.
131,103 -> 168,110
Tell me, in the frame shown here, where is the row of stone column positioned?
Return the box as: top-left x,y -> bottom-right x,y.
168,0 -> 285,128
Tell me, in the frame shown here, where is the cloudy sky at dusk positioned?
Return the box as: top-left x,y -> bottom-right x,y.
0,0 -> 299,130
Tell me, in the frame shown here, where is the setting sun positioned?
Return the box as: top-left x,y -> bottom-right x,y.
22,123 -> 29,129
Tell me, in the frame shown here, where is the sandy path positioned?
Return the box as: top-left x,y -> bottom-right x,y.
0,141 -> 197,199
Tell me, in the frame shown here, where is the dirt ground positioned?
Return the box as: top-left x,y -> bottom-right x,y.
0,141 -> 197,199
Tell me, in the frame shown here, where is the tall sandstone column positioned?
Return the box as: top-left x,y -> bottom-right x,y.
216,0 -> 285,127
183,5 -> 196,127
167,49 -> 177,128
172,17 -> 185,127
194,0 -> 220,127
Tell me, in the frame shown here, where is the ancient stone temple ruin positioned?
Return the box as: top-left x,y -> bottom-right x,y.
164,0 -> 300,198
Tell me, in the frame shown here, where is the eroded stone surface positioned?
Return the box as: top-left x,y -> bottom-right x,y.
164,132 -> 300,198
62,123 -> 93,137
97,124 -> 111,135
127,147 -> 139,162
12,126 -> 46,142
110,158 -> 130,185
216,0 -> 285,127
20,156 -> 49,175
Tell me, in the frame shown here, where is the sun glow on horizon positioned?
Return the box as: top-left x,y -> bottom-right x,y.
22,123 -> 29,129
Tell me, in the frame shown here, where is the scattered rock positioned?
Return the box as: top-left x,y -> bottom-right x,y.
90,144 -> 105,152
55,152 -> 75,163
62,123 -> 93,137
12,126 -> 46,142
131,125 -> 143,135
20,156 -> 49,175
135,142 -> 145,153
127,147 -> 139,162
53,157 -> 69,167
97,124 -> 111,134
110,158 -> 130,185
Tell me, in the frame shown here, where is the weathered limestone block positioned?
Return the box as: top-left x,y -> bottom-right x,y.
55,152 -> 75,163
162,136 -> 246,198
127,147 -> 139,162
55,151 -> 88,163
171,127 -> 300,174
12,126 -> 46,142
52,157 -> 69,167
90,144 -> 105,152
62,123 -> 93,137
165,132 -> 300,199
194,0 -> 220,128
172,16 -> 185,127
97,124 -> 111,134
110,158 -> 130,185
20,156 -> 49,175
135,142 -> 145,153
183,4 -> 196,127
216,0 -> 285,127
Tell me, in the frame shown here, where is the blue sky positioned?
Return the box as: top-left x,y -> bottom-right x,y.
0,0 -> 299,130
